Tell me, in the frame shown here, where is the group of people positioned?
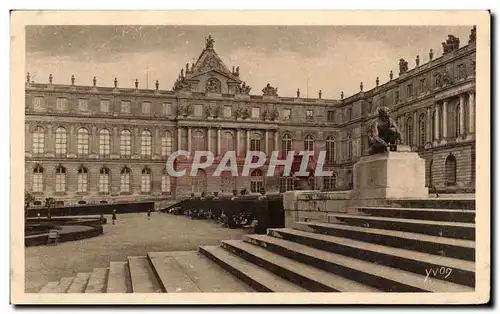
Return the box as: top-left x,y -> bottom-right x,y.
166,206 -> 259,232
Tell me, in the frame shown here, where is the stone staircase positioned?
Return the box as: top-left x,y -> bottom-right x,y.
38,204 -> 475,293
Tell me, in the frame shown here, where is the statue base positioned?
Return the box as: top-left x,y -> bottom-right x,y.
352,151 -> 428,199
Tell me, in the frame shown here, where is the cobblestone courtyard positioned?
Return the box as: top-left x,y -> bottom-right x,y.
25,212 -> 247,293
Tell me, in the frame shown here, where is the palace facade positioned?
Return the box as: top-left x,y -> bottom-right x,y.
24,29 -> 476,206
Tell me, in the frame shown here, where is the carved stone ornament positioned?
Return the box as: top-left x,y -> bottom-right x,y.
262,83 -> 278,96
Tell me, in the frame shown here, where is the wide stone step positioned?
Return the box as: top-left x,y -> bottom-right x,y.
39,281 -> 60,293
85,268 -> 109,293
389,199 -> 475,211
127,256 -> 162,293
106,261 -> 132,293
55,277 -> 75,293
352,207 -> 475,223
199,245 -> 309,292
148,251 -> 254,292
268,228 -> 475,287
295,221 -> 475,261
328,214 -> 475,240
66,272 -> 91,293
220,240 -> 379,292
245,234 -> 473,292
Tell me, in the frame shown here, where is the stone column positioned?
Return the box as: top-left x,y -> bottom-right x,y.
265,130 -> 269,154
177,127 -> 182,151
187,127 -> 192,153
112,127 -> 119,155
217,127 -> 221,156
68,125 -> 76,155
91,125 -> 98,154
246,129 -> 251,151
133,127 -> 140,155
442,100 -> 448,139
434,104 -> 440,141
236,129 -> 240,156
207,127 -> 211,153
153,128 -> 160,155
468,92 -> 475,133
426,107 -> 432,143
274,131 -> 279,152
46,124 -> 54,155
459,94 -> 465,136
25,123 -> 32,153
413,111 -> 418,146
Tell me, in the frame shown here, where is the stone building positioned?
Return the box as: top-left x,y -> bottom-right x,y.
24,29 -> 476,206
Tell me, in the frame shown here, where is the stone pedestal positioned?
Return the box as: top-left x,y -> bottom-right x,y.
352,151 -> 428,199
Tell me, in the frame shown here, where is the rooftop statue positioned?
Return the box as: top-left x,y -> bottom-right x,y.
262,83 -> 278,96
367,106 -> 402,155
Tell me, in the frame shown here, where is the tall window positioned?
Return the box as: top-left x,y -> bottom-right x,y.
77,128 -> 89,156
32,164 -> 44,193
250,134 -> 261,151
141,167 -> 151,193
347,134 -> 352,160
55,165 -> 66,193
445,154 -> 457,186
406,117 -> 414,146
431,110 -> 436,140
78,99 -> 88,111
77,166 -> 88,193
192,130 -> 205,151
99,129 -> 111,156
161,170 -> 171,193
192,169 -> 207,194
464,97 -> 470,134
100,100 -> 110,113
121,100 -> 131,114
395,91 -> 400,104
323,174 -> 337,191
33,96 -> 44,111
194,105 -> 203,117
280,176 -> 294,192
120,130 -> 131,157
420,78 -> 426,93
304,135 -> 314,152
99,167 -> 110,194
250,170 -> 264,193
283,109 -> 291,120
252,107 -> 261,119
162,103 -> 172,116
120,167 -> 131,193
418,114 -> 426,147
33,126 -> 45,155
141,130 -> 152,158
327,111 -> 335,122
407,84 -> 413,97
222,131 -> 234,154
142,102 -> 151,114
347,108 -> 352,121
223,106 -> 232,118
281,134 -> 292,155
55,127 -> 67,156
161,131 -> 173,157
455,104 -> 461,138
326,136 -> 335,163
56,98 -> 67,111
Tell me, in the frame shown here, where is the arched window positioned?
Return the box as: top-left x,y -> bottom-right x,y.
77,128 -> 89,156
55,165 -> 66,193
220,172 -> 236,193
141,167 -> 151,193
55,127 -> 67,156
120,166 -> 131,193
445,154 -> 457,186
192,130 -> 205,152
279,176 -> 294,193
250,169 -> 264,193
323,173 -> 337,191
281,134 -> 292,155
99,166 -> 110,194
141,130 -> 152,158
347,134 -> 352,160
250,133 -> 262,151
77,166 -> 88,193
222,131 -> 234,154
304,135 -> 314,152
32,164 -> 44,193
191,169 -> 207,194
99,129 -> 111,156
431,110 -> 436,141
120,130 -> 132,157
455,103 -> 461,138
326,136 -> 335,163
161,131 -> 173,157
33,126 -> 45,155
406,117 -> 413,146
161,168 -> 171,193
418,114 -> 426,147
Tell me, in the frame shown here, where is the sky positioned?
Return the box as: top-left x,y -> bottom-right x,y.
26,25 -> 473,98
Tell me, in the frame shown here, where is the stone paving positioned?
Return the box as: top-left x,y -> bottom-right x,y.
25,212 -> 247,293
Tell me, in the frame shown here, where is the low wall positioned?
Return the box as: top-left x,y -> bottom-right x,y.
26,202 -> 155,217
25,224 -> 103,247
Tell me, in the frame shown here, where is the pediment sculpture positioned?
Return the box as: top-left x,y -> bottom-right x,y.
206,77 -> 222,93
235,107 -> 250,119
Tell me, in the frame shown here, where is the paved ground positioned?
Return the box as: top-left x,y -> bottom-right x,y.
25,212 -> 247,293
